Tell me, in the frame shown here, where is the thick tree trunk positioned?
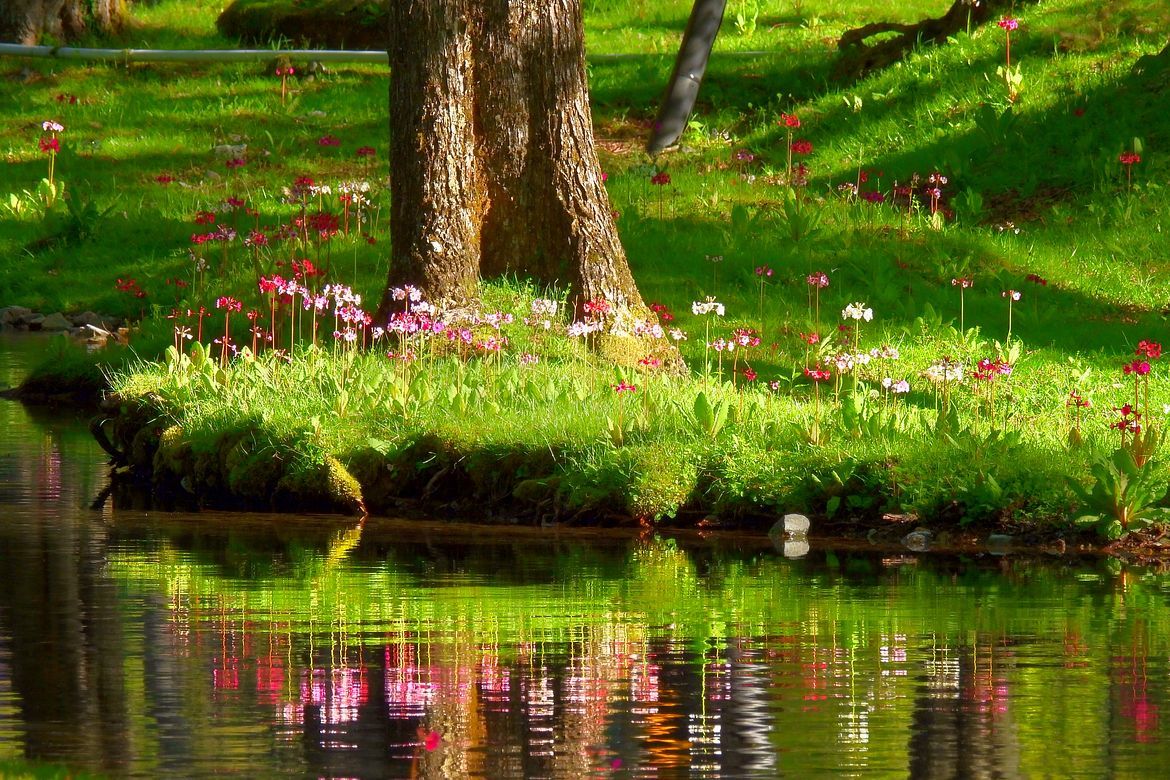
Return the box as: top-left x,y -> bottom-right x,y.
377,0 -> 648,323
0,0 -> 126,45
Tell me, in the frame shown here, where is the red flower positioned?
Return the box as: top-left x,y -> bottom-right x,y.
1119,151 -> 1142,166
803,367 -> 831,382
38,137 -> 60,154
225,157 -> 246,169
1123,360 -> 1151,376
318,135 -> 341,147
790,139 -> 813,155
355,146 -> 376,157
155,174 -> 175,185
780,113 -> 801,128
423,731 -> 441,751
650,171 -> 671,186
1137,340 -> 1162,359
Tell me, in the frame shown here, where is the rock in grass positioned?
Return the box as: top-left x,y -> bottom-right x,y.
40,312 -> 71,331
769,513 -> 811,538
0,306 -> 32,327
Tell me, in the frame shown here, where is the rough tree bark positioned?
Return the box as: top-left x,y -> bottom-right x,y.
375,0 -> 648,323
834,0 -> 1031,82
0,0 -> 127,45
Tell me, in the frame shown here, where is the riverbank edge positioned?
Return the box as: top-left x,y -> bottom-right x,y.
91,389 -> 1168,561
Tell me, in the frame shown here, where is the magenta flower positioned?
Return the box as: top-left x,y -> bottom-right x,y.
318,135 -> 341,147
998,17 -> 1019,31
613,381 -> 637,393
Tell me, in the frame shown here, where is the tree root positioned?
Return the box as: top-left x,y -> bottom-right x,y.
833,0 -> 1024,82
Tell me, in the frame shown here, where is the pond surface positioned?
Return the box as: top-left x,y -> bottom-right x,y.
3,335 -> 1170,778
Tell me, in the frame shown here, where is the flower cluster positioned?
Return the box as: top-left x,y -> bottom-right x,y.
691,297 -> 725,316
806,271 -> 830,289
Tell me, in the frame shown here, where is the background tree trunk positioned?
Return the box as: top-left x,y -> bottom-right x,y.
0,0 -> 126,45
377,0 -> 648,322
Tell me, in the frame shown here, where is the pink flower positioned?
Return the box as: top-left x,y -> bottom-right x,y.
806,271 -> 829,288
998,17 -> 1019,31
216,296 -> 243,312
755,265 -> 773,277
1123,360 -> 1151,376
613,381 -> 637,393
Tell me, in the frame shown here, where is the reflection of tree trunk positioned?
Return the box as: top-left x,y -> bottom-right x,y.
0,0 -> 126,45
0,515 -> 129,770
377,0 -> 648,323
834,0 -> 1025,82
908,645 -> 1020,780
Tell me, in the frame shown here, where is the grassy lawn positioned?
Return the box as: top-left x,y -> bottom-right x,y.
2,0 -> 1169,536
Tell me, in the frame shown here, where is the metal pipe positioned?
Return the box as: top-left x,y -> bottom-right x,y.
0,42 -> 775,66
0,43 -> 389,64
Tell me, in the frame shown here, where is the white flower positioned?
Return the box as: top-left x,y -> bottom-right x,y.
568,320 -> 599,338
530,298 -> 558,317
691,297 -> 725,316
893,380 -> 910,394
842,302 -> 873,321
871,345 -> 900,360
669,328 -> 688,341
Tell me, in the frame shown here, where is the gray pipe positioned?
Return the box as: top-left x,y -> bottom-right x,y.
647,0 -> 727,154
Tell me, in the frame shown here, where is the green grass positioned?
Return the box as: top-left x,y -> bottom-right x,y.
3,0 -> 1170,532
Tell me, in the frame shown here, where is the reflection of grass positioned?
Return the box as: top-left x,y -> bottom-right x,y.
108,537 -> 1170,654
0,759 -> 106,779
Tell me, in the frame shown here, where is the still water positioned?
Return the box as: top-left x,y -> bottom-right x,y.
2,335 -> 1170,778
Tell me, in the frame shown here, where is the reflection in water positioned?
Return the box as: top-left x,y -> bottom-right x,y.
3,338 -> 1170,778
